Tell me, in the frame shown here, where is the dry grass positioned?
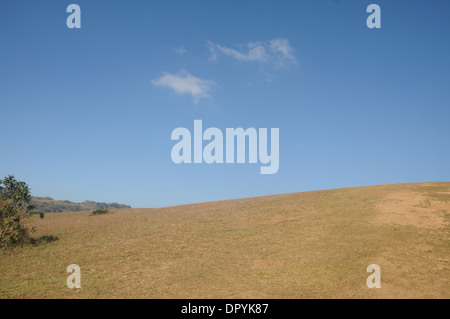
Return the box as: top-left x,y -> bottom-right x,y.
0,182 -> 449,298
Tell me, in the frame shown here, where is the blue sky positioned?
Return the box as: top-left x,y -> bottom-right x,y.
1,0 -> 449,207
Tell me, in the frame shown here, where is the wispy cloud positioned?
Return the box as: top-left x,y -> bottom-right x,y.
208,41 -> 269,63
174,45 -> 186,56
269,38 -> 298,69
207,38 -> 298,69
152,70 -> 214,104
207,41 -> 219,62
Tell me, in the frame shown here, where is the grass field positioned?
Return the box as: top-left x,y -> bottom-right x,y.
1,182 -> 449,298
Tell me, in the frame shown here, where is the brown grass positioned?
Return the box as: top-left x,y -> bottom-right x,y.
0,182 -> 449,298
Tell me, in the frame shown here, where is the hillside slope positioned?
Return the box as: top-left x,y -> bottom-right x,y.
1,182 -> 449,298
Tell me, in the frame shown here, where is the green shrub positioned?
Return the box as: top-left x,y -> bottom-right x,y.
30,211 -> 45,219
29,235 -> 58,246
0,175 -> 36,249
90,209 -> 109,216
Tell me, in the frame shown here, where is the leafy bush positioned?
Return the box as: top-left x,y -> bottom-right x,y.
90,209 -> 109,216
0,175 -> 36,249
30,211 -> 45,219
29,235 -> 58,246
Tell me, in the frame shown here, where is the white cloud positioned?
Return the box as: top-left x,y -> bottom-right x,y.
174,45 -> 186,56
206,41 -> 219,62
270,38 -> 298,69
216,42 -> 269,63
207,38 -> 298,69
152,70 -> 214,103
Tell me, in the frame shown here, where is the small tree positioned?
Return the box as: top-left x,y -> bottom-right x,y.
0,175 -> 36,249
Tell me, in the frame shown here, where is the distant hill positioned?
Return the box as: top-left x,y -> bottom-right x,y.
31,196 -> 131,212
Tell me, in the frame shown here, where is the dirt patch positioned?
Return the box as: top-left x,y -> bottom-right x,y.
374,191 -> 448,228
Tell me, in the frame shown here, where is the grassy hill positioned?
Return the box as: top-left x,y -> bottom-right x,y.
1,182 -> 449,298
31,196 -> 131,213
